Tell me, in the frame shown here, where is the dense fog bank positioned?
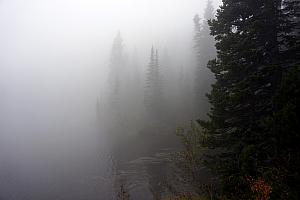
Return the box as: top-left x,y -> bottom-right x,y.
0,0 -> 221,199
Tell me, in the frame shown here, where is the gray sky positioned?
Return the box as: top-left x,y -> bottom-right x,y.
0,0 -> 221,68
0,0 -> 222,147
0,0 -> 222,149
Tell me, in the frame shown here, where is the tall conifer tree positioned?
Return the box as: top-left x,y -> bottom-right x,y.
198,0 -> 300,198
145,46 -> 162,117
107,32 -> 124,109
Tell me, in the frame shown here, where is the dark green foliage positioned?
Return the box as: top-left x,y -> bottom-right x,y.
196,0 -> 300,199
263,67 -> 300,199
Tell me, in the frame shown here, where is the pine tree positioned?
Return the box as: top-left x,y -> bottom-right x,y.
107,31 -> 124,109
145,46 -> 162,117
193,14 -> 202,54
199,0 -> 215,64
263,0 -> 300,198
193,0 -> 216,117
154,49 -> 163,101
198,0 -> 298,198
145,46 -> 155,109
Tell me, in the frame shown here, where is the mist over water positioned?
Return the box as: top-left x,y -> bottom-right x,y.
0,0 -> 220,199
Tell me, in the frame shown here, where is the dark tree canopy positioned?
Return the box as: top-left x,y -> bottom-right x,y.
198,0 -> 300,199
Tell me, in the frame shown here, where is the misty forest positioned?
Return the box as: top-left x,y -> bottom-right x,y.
0,0 -> 299,199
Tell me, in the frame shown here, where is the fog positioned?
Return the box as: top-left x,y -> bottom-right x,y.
0,0 -> 220,199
